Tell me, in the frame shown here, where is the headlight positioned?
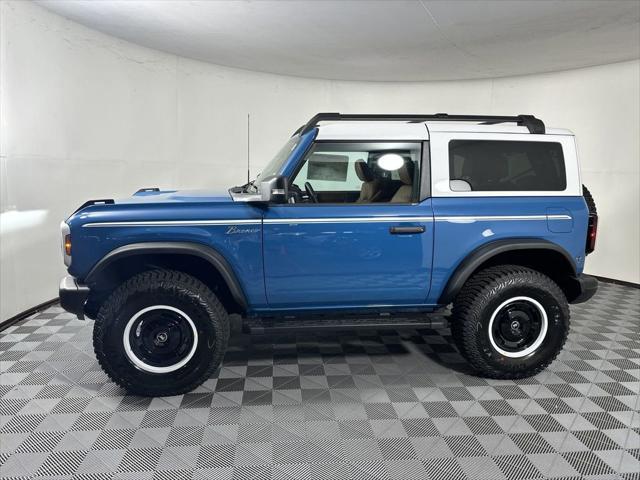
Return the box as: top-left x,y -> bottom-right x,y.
60,222 -> 71,266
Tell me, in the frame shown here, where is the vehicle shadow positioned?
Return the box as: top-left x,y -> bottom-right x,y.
223,316 -> 477,377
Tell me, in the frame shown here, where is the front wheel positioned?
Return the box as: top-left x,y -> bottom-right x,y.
93,270 -> 229,396
451,265 -> 569,379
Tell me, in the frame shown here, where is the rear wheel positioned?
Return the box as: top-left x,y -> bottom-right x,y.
94,270 -> 229,396
451,265 -> 569,379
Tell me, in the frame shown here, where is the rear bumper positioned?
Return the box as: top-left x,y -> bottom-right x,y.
569,274 -> 598,304
59,276 -> 90,319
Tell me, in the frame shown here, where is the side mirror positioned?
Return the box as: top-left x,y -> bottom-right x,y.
260,175 -> 288,203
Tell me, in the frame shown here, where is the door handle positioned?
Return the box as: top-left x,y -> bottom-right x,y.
389,225 -> 425,234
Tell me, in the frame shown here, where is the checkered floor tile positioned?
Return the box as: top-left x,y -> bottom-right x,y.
1,282 -> 638,479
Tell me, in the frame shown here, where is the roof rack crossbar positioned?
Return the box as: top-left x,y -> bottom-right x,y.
299,112 -> 545,135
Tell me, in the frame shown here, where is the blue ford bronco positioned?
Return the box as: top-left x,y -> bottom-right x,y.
59,113 -> 598,396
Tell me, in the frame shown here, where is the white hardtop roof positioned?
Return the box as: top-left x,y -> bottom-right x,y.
316,122 -> 429,140
315,120 -> 572,140
426,122 -> 573,136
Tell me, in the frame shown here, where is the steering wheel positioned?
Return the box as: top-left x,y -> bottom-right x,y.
304,182 -> 318,203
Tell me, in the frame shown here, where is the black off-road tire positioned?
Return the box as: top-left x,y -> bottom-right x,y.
451,265 -> 569,379
94,269 -> 229,396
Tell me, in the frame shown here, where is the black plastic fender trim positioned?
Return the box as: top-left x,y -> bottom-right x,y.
569,274 -> 598,304
437,238 -> 577,305
85,242 -> 249,311
59,275 -> 90,319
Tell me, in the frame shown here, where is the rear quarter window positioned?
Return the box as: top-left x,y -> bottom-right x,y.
449,140 -> 566,191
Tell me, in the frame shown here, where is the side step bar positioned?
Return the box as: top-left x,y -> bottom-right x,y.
243,314 -> 449,335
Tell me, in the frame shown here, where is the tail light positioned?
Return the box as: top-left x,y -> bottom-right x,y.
586,214 -> 598,254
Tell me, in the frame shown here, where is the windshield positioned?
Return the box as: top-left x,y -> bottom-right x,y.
258,134 -> 300,180
241,134 -> 300,194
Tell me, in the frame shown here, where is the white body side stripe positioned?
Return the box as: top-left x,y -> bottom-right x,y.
262,216 -> 434,225
83,219 -> 261,227
436,214 -> 571,223
82,214 -> 570,228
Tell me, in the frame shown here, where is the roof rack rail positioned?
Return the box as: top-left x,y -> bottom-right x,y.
298,112 -> 545,135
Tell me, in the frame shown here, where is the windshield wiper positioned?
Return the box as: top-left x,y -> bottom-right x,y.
233,173 -> 261,194
236,179 -> 256,193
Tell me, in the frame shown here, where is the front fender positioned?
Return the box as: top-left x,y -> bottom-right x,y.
85,242 -> 249,311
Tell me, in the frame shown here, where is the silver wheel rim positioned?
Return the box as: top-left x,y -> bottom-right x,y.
488,296 -> 548,358
123,305 -> 198,373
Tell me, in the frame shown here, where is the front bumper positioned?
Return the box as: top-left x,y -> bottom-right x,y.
569,274 -> 598,304
59,276 -> 90,319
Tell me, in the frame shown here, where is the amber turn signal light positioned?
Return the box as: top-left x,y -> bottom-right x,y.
64,235 -> 72,256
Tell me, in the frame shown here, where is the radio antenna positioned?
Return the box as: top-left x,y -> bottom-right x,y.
247,113 -> 251,183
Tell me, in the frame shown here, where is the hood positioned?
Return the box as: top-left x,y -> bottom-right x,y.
65,188 -> 235,222
116,188 -> 232,205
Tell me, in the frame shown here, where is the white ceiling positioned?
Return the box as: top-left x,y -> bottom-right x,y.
37,0 -> 640,81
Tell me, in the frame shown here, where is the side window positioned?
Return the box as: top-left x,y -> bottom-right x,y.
449,140 -> 566,192
291,142 -> 421,204
295,151 -> 365,192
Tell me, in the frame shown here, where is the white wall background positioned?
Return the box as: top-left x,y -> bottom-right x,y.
1,1 -> 638,320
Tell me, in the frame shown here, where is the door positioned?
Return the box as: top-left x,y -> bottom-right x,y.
262,140 -> 434,309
